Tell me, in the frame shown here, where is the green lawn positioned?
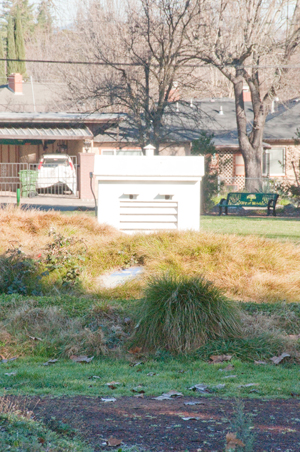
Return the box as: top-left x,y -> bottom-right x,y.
0,356 -> 298,400
201,216 -> 300,242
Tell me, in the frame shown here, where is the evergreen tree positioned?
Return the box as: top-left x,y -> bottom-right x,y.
6,16 -> 16,76
4,1 -> 35,39
0,38 -> 6,84
0,1 -> 13,31
37,0 -> 54,34
15,7 -> 26,76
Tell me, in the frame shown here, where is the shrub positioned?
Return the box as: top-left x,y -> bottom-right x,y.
0,245 -> 43,296
131,274 -> 241,353
0,232 -> 86,296
227,399 -> 255,452
41,231 -> 86,289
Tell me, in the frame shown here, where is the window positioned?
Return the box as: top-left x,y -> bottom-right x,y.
101,149 -> 143,156
116,150 -> 143,156
262,148 -> 285,176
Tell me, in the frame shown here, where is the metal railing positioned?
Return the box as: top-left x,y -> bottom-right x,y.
0,156 -> 78,198
0,163 -> 27,196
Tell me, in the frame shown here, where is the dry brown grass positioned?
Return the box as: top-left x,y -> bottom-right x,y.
0,205 -> 118,255
0,303 -> 107,358
1,207 -> 300,302
96,230 -> 300,302
241,311 -> 300,359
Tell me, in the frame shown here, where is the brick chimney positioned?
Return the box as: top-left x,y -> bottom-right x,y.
8,73 -> 23,95
243,85 -> 251,102
168,82 -> 180,102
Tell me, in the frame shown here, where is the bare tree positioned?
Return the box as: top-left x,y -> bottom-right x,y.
61,0 -> 205,152
193,0 -> 300,190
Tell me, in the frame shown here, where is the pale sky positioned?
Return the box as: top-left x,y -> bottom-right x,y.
30,0 -> 78,28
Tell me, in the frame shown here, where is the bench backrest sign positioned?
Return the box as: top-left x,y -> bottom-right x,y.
227,193 -> 277,206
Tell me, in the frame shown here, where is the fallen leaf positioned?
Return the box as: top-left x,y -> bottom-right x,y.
189,384 -> 209,393
136,368 -> 142,372
147,372 -> 156,376
70,355 -> 94,363
219,364 -> 234,372
182,416 -> 200,421
153,390 -> 183,400
4,372 -> 16,376
131,385 -> 145,394
29,336 -> 42,341
222,375 -> 237,379
129,361 -> 143,367
105,381 -> 121,389
107,437 -> 122,447
254,360 -> 267,365
270,353 -> 290,365
178,370 -> 187,374
101,398 -> 116,403
184,401 -> 205,406
38,437 -> 45,444
237,383 -> 259,388
226,432 -> 245,450
42,359 -> 58,366
210,355 -> 232,364
1,357 -> 18,364
289,334 -> 300,340
134,393 -> 144,398
128,346 -> 142,354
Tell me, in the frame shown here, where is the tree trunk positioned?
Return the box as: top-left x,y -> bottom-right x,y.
243,144 -> 263,192
233,72 -> 265,192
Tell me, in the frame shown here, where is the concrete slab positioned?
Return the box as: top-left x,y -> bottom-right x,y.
98,266 -> 144,289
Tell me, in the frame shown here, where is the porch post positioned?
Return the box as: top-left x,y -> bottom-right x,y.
78,153 -> 95,200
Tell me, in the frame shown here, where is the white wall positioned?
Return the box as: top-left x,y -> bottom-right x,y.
94,155 -> 204,233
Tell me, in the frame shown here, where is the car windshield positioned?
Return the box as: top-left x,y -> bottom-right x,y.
42,157 -> 69,167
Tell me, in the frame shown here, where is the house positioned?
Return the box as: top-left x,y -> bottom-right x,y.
93,92 -> 300,191
1,73 -> 299,199
0,74 -> 124,200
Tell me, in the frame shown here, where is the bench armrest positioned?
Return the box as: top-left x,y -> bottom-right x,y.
219,198 -> 227,206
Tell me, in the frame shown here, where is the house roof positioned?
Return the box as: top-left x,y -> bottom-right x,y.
95,97 -> 300,148
263,99 -> 300,140
1,75 -> 299,147
0,124 -> 93,141
0,112 -> 124,124
0,81 -> 64,113
94,99 -> 253,147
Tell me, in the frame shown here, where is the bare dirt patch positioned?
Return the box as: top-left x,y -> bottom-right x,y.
18,395 -> 300,451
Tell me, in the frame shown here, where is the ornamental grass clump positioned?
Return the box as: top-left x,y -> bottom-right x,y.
132,274 -> 242,353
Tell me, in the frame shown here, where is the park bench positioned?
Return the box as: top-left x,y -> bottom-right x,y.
218,192 -> 279,216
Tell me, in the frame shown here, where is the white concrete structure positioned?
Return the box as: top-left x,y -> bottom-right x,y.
94,153 -> 205,233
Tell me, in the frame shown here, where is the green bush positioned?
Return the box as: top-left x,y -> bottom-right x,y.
0,246 -> 43,296
192,131 -> 224,212
131,274 -> 241,353
0,232 -> 86,296
227,399 -> 255,452
41,231 -> 86,289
